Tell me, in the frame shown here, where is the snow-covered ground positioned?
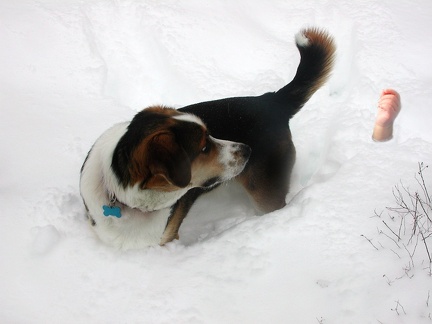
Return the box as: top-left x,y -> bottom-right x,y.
1,0 -> 432,322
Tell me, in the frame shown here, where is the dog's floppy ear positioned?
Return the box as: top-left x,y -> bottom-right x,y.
145,132 -> 191,190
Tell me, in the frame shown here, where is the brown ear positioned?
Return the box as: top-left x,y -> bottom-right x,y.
146,132 -> 191,189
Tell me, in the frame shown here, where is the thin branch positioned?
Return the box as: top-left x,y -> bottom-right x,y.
403,243 -> 416,269
418,197 -> 432,224
361,234 -> 379,250
382,220 -> 402,242
420,231 -> 432,264
417,162 -> 431,204
383,274 -> 394,286
392,300 -> 407,315
378,229 -> 401,248
408,195 -> 419,244
390,249 -> 401,259
427,290 -> 430,307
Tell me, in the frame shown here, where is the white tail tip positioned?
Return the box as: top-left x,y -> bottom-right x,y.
295,31 -> 310,47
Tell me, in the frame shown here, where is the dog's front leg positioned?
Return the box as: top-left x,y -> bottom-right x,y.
159,200 -> 190,245
159,188 -> 206,245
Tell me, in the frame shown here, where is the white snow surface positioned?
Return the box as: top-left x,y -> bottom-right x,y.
1,0 -> 432,323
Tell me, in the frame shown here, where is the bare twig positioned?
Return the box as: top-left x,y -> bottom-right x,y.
418,197 -> 432,224
378,229 -> 401,248
381,220 -> 401,242
403,243 -> 416,269
417,162 -> 431,204
361,234 -> 379,250
407,194 -> 419,245
372,209 -> 383,219
421,231 -> 432,263
383,274 -> 394,286
401,264 -> 414,279
390,249 -> 401,259
391,300 -> 407,315
427,290 -> 430,307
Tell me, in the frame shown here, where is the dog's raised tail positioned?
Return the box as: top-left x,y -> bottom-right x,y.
275,27 -> 335,117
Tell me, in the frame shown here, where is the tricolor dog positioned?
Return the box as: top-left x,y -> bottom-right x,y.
80,27 -> 335,249
80,107 -> 251,249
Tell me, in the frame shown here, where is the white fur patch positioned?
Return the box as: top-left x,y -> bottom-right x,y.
295,31 -> 310,47
173,113 -> 205,127
211,136 -> 248,181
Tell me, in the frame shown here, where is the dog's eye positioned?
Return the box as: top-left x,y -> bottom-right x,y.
201,139 -> 211,154
201,144 -> 211,154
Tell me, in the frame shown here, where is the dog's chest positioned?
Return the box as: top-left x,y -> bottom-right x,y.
92,206 -> 172,249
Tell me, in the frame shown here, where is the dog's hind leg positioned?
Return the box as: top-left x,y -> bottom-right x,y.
236,133 -> 296,214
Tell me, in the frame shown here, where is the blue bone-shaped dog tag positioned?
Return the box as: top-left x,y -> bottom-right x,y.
102,205 -> 122,218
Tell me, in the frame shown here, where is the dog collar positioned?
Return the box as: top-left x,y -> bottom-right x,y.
102,193 -> 122,218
